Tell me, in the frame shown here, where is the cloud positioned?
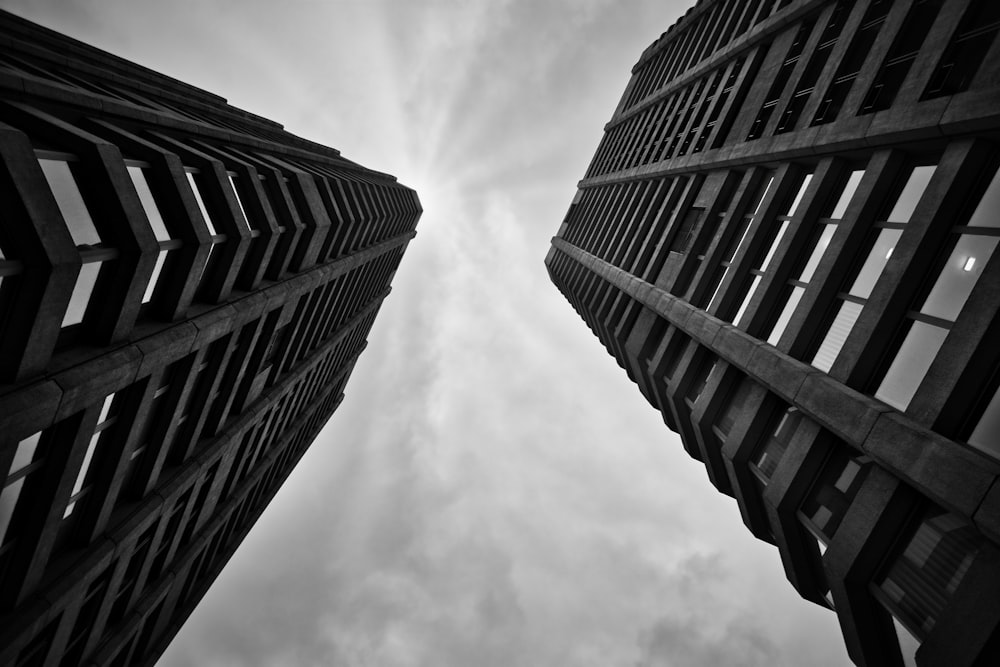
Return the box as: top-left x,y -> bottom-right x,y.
3,1 -> 853,666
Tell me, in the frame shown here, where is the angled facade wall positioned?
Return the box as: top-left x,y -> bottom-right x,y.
0,11 -> 420,666
546,1 -> 1000,664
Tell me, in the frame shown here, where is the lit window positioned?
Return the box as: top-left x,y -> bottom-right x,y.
810,164 -> 937,372
849,228 -> 902,299
876,168 -> 999,412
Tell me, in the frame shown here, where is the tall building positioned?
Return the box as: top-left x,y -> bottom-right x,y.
546,1 -> 1000,665
0,10 -> 419,666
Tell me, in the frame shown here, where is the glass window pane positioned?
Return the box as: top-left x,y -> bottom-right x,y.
830,170 -> 865,219
195,242 -> 218,289
725,217 -> 754,262
752,176 -> 775,218
799,224 -> 837,283
127,166 -> 171,242
734,274 -> 763,326
812,300 -> 864,372
62,261 -> 102,327
920,235 -> 998,322
969,386 -> 1000,460
886,165 -> 936,223
767,286 -> 804,345
71,432 -> 103,497
876,322 -> 948,411
785,174 -> 813,217
849,228 -> 902,299
9,432 -> 41,475
966,169 -> 1000,229
753,407 -> 801,479
97,393 -> 116,425
186,172 -> 218,236
39,159 -> 102,246
228,175 -> 252,232
893,616 -> 920,667
0,477 -> 26,544
760,220 -> 791,271
142,250 -> 169,304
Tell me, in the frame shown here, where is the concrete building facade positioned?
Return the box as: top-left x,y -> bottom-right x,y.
546,1 -> 1000,664
0,11 -> 420,666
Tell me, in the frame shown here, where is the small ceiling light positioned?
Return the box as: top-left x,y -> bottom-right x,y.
885,247 -> 893,260
963,257 -> 976,272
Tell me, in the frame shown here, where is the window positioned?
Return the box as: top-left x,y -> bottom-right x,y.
185,169 -> 227,295
747,20 -> 813,139
922,0 -> 1000,98
127,163 -> 182,305
801,450 -> 867,548
38,156 -> 118,328
860,0 -> 944,113
799,446 -> 868,607
812,164 -> 937,372
704,172 -> 774,310
733,172 -> 812,327
1,431 -> 46,580
685,355 -> 717,405
750,405 -> 803,483
59,566 -> 112,666
811,0 -> 894,125
875,167 -> 999,411
969,385 -> 1000,460
56,393 -> 122,548
873,507 -> 983,664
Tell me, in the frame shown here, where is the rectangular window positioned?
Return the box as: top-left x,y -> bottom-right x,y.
811,164 -> 937,372
860,0 -> 944,113
877,167 -> 999,413
733,171 -> 810,328
706,173 -> 773,311
922,0 -> 1000,98
751,406 -> 802,481
39,157 -> 115,329
812,300 -> 863,372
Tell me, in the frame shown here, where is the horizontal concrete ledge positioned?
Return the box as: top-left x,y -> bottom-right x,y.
551,237 -> 1000,541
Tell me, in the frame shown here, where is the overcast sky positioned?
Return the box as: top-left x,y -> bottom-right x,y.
5,1 -> 852,665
